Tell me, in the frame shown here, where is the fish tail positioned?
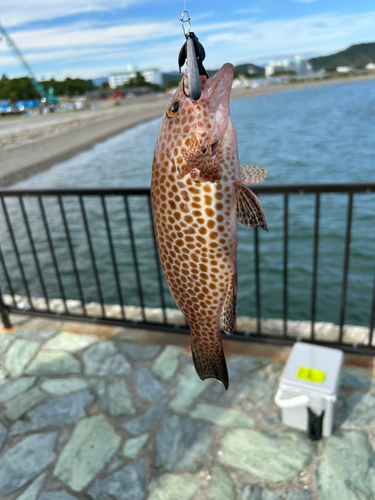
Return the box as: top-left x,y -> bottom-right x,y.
190,320 -> 229,390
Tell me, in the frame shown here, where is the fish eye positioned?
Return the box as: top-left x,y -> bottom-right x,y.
167,100 -> 179,118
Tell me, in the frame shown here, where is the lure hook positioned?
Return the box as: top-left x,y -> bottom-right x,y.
178,10 -> 208,101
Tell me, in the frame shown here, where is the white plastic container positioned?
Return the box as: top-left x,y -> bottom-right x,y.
275,342 -> 344,439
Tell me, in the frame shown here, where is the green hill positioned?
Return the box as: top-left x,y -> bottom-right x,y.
309,42 -> 375,71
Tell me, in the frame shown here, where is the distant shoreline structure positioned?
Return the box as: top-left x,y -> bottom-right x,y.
1,72 -> 374,188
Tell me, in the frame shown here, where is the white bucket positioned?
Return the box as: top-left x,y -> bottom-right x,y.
275,343 -> 344,439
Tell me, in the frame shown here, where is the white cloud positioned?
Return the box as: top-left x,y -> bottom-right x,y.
293,0 -> 319,3
1,10 -> 375,79
0,0 -> 143,27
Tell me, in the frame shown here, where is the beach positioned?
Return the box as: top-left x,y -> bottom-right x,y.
1,73 -> 374,187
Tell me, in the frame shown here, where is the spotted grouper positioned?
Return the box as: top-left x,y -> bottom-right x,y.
151,63 -> 268,389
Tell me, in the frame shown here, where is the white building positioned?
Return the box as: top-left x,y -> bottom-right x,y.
109,69 -> 162,88
265,56 -> 312,77
365,62 -> 375,70
336,66 -> 353,73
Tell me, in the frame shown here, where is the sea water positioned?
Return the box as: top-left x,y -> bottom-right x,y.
3,79 -> 375,327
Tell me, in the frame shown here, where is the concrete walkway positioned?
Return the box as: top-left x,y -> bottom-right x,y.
0,315 -> 375,500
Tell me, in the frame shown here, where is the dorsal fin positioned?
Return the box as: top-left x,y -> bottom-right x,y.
236,183 -> 268,230
240,164 -> 268,184
220,272 -> 237,336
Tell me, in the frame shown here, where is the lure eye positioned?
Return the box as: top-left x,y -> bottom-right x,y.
167,100 -> 179,118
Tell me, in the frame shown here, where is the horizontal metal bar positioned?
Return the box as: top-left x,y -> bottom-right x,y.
7,307 -> 375,355
1,182 -> 375,197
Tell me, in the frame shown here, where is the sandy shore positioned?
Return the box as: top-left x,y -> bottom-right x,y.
1,73 -> 374,187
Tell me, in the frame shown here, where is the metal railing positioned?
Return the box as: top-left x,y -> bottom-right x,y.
1,183 -> 375,355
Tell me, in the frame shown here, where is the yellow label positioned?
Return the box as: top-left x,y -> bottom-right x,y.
296,366 -> 325,383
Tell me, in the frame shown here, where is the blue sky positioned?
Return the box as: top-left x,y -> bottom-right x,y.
1,0 -> 374,80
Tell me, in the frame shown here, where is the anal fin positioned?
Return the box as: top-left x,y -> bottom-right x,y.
220,272 -> 237,336
240,164 -> 268,184
236,183 -> 268,230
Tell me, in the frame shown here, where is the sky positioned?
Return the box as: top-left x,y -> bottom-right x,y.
0,0 -> 374,80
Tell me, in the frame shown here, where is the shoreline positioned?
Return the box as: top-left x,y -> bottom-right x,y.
1,73 -> 374,188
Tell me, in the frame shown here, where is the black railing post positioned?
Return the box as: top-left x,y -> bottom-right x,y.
254,228 -> 261,335
339,193 -> 353,342
0,284 -> 12,328
283,193 -> 289,337
311,193 -> 320,340
369,267 -> 375,347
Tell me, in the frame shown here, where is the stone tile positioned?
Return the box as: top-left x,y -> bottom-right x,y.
26,350 -> 81,376
95,379 -> 136,417
5,386 -> 47,421
43,331 -> 98,352
0,432 -> 58,496
136,367 -> 167,402
16,327 -> 57,341
155,412 -> 212,472
0,376 -> 37,403
118,340 -> 161,361
41,378 -> 88,395
170,365 -> 211,411
39,492 -> 79,500
88,458 -> 146,500
122,397 -> 168,436
191,404 -> 254,427
54,414 -> 120,492
227,355 -> 271,381
82,341 -> 132,376
123,433 -> 149,459
107,457 -> 124,473
152,345 -> 184,381
287,491 -> 311,500
0,334 -> 14,353
148,473 -> 201,500
341,367 -> 375,390
17,472 -> 46,500
317,430 -> 375,500
264,410 -> 282,426
242,486 -> 281,500
222,429 -> 315,482
238,371 -> 278,411
207,465 -> 235,500
10,390 -> 94,435
0,368 -> 7,384
341,392 -> 375,427
0,421 -> 7,450
5,339 -> 40,377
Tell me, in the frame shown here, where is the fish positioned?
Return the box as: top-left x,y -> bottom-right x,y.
151,63 -> 268,389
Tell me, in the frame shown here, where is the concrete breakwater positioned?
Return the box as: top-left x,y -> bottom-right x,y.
3,294 -> 372,346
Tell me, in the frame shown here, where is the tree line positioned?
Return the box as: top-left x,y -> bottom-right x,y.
0,74 -> 96,101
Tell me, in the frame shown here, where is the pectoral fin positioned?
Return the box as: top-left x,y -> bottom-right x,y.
240,164 -> 268,184
220,272 -> 237,336
236,183 -> 268,230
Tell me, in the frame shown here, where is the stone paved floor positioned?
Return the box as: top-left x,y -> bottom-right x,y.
1,315 -> 375,500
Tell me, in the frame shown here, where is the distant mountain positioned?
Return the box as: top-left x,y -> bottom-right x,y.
207,63 -> 265,78
92,77 -> 108,86
309,42 -> 375,71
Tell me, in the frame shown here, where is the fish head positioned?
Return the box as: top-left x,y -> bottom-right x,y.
156,63 -> 234,176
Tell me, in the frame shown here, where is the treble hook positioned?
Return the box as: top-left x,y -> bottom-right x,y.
178,10 -> 208,101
